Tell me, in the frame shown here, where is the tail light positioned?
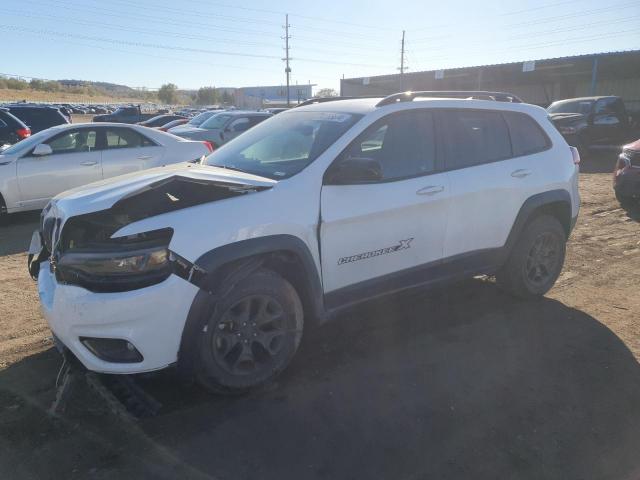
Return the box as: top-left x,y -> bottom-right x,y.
615,154 -> 630,178
569,146 -> 580,165
202,141 -> 215,153
16,127 -> 31,139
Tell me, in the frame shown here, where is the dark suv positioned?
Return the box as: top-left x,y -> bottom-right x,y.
6,105 -> 70,133
0,108 -> 31,146
547,96 -> 638,156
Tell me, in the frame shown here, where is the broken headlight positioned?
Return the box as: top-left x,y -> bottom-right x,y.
55,228 -> 174,292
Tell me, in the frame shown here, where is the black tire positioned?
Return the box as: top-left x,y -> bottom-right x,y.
0,194 -> 7,226
496,215 -> 566,299
615,190 -> 637,210
195,268 -> 304,394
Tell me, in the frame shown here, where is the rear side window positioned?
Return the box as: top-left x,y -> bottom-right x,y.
342,110 -> 436,180
105,128 -> 155,149
503,112 -> 550,156
441,110 -> 511,169
10,108 -> 65,129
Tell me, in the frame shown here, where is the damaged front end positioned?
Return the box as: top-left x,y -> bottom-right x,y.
30,174 -> 272,293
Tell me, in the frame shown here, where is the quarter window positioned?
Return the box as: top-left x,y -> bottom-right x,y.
105,128 -> 154,149
45,129 -> 97,154
503,112 -> 550,156
441,110 -> 511,169
341,110 -> 436,181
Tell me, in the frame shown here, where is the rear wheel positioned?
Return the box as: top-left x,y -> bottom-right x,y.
497,215 -> 566,299
195,269 -> 304,394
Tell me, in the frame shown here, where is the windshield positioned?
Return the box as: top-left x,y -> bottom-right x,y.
189,111 -> 217,126
204,111 -> 362,180
0,129 -> 53,155
200,113 -> 233,130
547,100 -> 594,115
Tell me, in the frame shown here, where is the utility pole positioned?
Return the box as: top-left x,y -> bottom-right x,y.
399,30 -> 406,91
283,14 -> 292,107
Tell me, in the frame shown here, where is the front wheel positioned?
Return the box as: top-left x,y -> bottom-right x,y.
497,215 -> 567,299
195,268 -> 304,394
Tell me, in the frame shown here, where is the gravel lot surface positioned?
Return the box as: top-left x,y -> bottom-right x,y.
1,153 -> 639,480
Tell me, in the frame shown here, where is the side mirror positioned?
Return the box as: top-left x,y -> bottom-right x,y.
325,156 -> 383,185
32,144 -> 53,156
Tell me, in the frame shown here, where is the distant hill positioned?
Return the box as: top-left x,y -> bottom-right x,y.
58,80 -> 137,94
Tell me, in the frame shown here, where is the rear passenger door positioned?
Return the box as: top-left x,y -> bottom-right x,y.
320,110 -> 450,299
440,109 -> 551,260
99,127 -> 165,178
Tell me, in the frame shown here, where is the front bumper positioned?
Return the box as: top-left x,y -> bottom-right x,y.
38,265 -> 199,374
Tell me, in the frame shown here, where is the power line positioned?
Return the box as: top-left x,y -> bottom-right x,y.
0,25 -> 392,69
4,9 -> 283,49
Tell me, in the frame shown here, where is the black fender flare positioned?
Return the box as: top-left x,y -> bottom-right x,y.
501,189 -> 573,262
176,234 -> 324,376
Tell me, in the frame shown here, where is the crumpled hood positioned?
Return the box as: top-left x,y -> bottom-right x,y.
51,162 -> 276,220
548,112 -> 585,125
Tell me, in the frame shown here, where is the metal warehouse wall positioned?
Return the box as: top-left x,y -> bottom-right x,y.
341,50 -> 640,111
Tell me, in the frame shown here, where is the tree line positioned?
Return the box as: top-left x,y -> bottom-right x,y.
157,83 -> 234,106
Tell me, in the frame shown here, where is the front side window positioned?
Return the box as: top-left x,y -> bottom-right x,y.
441,110 -> 511,170
339,110 -> 436,181
503,112 -> 550,156
204,111 -> 362,179
45,129 -> 97,154
228,117 -> 251,133
105,128 -> 154,149
200,114 -> 232,130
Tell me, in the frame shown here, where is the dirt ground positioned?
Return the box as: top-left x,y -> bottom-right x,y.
1,153 -> 639,480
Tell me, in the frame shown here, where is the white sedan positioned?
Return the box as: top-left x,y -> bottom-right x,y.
0,123 -> 211,216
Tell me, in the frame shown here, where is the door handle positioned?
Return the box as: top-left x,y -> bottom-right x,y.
80,161 -> 98,166
416,185 -> 444,196
511,169 -> 532,178
137,155 -> 152,160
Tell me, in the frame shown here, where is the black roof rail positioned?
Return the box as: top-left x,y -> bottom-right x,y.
296,95 -> 382,107
376,91 -> 523,107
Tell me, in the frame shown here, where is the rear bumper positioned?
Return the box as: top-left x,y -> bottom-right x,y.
38,265 -> 199,374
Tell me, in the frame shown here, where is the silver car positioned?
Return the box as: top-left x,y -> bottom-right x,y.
172,111 -> 272,148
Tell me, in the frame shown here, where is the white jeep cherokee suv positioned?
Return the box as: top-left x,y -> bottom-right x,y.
30,91 -> 580,393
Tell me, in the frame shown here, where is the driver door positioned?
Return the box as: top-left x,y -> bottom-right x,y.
16,127 -> 102,210
320,110 -> 450,304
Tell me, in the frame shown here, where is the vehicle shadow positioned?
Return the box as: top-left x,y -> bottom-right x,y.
4,280 -> 639,479
0,211 -> 40,257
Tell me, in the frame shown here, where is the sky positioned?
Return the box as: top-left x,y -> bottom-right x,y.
2,0 -> 639,93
